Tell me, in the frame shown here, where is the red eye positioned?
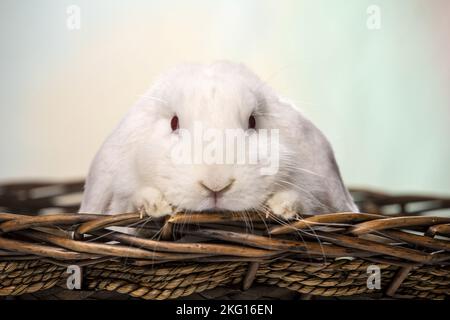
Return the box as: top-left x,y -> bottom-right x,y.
248,115 -> 256,129
171,115 -> 179,131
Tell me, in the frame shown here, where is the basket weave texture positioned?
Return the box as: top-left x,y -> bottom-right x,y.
0,180 -> 449,300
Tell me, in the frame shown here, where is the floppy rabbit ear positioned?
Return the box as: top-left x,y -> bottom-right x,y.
272,99 -> 359,214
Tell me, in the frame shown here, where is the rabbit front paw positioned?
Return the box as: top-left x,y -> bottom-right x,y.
266,190 -> 300,220
132,187 -> 173,218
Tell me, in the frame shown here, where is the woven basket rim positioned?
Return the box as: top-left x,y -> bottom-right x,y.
0,210 -> 449,266
0,181 -> 449,300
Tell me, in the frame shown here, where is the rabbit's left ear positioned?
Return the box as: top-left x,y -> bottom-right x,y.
270,99 -> 359,214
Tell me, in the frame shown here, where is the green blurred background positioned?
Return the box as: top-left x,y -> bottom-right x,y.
0,0 -> 449,195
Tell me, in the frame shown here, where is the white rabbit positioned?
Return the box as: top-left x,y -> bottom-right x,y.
80,61 -> 358,219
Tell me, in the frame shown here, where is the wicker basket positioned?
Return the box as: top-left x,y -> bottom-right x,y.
0,180 -> 449,300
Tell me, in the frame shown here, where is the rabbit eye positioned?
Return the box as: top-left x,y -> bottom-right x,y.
170,115 -> 179,131
248,115 -> 256,129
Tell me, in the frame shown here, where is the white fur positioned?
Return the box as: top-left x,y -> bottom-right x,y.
80,61 -> 358,218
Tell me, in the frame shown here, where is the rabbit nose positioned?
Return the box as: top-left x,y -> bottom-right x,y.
199,179 -> 235,194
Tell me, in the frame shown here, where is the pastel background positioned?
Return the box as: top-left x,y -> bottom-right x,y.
1,0 -> 449,195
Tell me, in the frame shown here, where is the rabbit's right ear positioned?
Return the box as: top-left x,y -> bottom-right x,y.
79,162 -> 112,213
271,99 -> 359,214
79,183 -> 111,214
